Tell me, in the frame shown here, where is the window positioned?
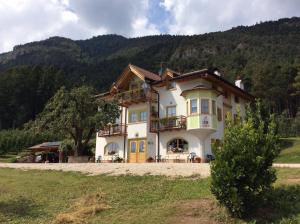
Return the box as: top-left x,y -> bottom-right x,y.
104,143 -> 119,155
190,99 -> 198,114
140,111 -> 147,121
166,106 -> 176,117
201,99 -> 209,114
217,108 -> 222,121
167,138 -> 188,154
139,140 -> 145,152
130,112 -> 138,123
212,100 -> 216,115
130,141 -> 137,153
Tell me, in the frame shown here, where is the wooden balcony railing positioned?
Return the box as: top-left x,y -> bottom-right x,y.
115,88 -> 157,106
98,124 -> 127,137
150,115 -> 187,132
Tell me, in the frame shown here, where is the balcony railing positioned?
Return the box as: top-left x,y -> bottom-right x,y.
115,88 -> 157,106
98,124 -> 127,137
150,115 -> 187,132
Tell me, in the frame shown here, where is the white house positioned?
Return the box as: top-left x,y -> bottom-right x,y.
95,64 -> 254,163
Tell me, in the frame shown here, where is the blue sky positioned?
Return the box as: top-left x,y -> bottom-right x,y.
0,0 -> 299,53
147,0 -> 170,33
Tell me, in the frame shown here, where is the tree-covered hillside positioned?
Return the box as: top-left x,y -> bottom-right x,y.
0,17 -> 300,129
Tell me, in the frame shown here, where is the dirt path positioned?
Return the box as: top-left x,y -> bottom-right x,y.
0,163 -> 298,177
0,163 -> 211,177
273,163 -> 300,168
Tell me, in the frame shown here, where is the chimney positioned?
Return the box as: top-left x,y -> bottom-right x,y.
213,68 -> 221,76
235,75 -> 244,90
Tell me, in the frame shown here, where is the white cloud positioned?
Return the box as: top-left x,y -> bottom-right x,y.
0,0 -> 159,53
161,0 -> 300,34
0,0 -> 299,53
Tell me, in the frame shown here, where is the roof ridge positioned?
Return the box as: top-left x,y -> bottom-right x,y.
129,64 -> 161,81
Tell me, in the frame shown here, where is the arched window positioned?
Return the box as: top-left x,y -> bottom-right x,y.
104,142 -> 119,155
167,138 -> 188,153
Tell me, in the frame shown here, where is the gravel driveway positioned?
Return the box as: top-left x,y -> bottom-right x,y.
0,163 -> 298,178
0,163 -> 211,177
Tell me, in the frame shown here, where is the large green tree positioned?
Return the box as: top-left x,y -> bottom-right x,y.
34,86 -> 120,156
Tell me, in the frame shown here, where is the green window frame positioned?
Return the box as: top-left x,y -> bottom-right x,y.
201,99 -> 209,114
190,99 -> 198,114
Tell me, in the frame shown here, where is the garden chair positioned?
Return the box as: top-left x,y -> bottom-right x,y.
96,155 -> 102,163
187,152 -> 197,163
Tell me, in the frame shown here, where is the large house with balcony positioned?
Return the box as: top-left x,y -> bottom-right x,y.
95,64 -> 254,163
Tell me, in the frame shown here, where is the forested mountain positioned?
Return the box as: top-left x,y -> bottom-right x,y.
0,17 -> 300,129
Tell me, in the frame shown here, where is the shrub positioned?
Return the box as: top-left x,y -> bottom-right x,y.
9,157 -> 18,163
211,102 -> 280,218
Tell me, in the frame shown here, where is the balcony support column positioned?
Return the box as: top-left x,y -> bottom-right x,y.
198,133 -> 210,163
123,107 -> 127,162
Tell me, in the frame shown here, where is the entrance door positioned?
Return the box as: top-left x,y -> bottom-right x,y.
129,139 -> 147,163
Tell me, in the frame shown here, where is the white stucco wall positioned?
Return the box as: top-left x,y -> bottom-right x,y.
159,130 -> 202,160
155,78 -> 212,117
95,75 -> 250,162
95,135 -> 125,160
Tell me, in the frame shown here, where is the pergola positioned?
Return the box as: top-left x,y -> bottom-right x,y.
29,141 -> 61,162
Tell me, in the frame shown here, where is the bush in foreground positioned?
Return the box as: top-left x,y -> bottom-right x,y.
211,102 -> 280,218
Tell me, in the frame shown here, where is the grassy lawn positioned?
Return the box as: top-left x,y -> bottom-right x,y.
0,168 -> 299,224
275,137 -> 300,163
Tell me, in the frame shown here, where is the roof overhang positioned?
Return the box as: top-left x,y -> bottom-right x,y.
170,69 -> 254,101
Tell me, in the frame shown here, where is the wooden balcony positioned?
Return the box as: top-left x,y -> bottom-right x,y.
150,115 -> 187,132
115,89 -> 157,107
98,124 -> 127,137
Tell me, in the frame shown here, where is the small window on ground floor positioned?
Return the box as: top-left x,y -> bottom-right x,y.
104,142 -> 119,155
167,138 -> 188,153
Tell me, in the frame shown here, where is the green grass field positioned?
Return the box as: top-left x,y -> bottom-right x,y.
0,168 -> 299,224
276,138 -> 300,163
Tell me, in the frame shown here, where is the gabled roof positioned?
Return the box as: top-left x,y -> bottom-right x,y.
111,64 -> 160,92
161,68 -> 181,79
129,64 -> 161,81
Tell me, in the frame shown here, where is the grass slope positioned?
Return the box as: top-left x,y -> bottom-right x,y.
0,168 -> 299,224
276,138 -> 300,163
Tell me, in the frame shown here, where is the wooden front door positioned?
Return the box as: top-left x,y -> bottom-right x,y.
129,139 -> 147,163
